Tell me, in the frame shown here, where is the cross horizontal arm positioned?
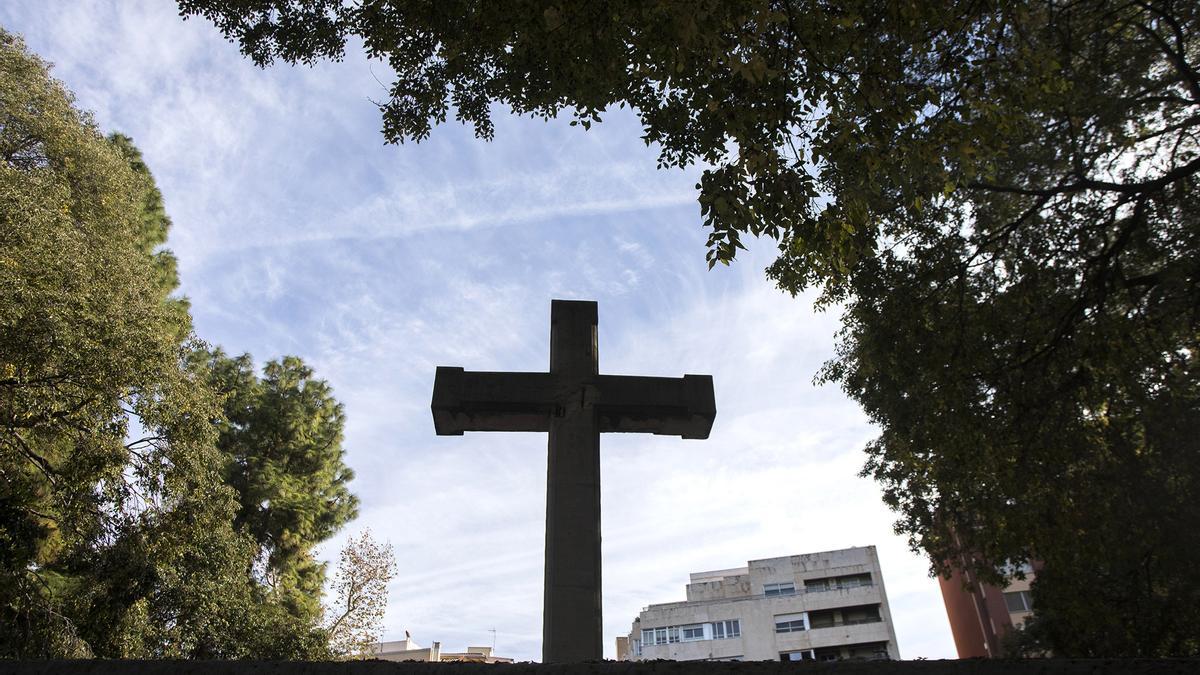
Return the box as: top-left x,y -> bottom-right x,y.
431,367 -> 716,439
431,367 -> 558,435
593,374 -> 715,439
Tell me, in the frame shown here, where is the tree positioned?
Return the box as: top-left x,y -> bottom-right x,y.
323,529 -> 397,659
2,27 -> 240,656
178,0 -> 1200,655
197,349 -> 359,626
106,132 -> 191,333
0,29 -> 335,658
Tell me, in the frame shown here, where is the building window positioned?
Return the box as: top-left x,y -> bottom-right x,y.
775,612 -> 808,633
804,573 -> 873,592
781,650 -> 815,661
680,624 -> 706,642
804,577 -> 830,592
711,619 -> 741,639
815,646 -> 841,662
1003,560 -> 1034,577
641,626 -> 684,646
814,642 -> 890,662
842,605 -> 882,625
764,582 -> 796,596
846,642 -> 892,661
1004,590 -> 1033,612
808,611 -> 836,629
807,604 -> 881,628
838,573 -> 873,589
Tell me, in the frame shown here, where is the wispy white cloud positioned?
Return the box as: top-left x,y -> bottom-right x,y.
3,0 -> 956,661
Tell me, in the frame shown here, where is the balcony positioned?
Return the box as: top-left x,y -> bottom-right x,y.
805,582 -> 873,594
809,617 -> 882,629
801,585 -> 882,612
807,619 -> 891,649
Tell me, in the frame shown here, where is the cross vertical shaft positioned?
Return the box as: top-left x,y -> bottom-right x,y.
544,300 -> 601,662
430,299 -> 716,662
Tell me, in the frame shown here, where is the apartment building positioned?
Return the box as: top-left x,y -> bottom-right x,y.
620,546 -> 901,662
939,561 -> 1036,658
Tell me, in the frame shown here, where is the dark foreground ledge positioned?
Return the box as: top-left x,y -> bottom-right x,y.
2,661 -> 1199,674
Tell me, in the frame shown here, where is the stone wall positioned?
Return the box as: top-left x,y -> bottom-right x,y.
2,660 -> 1198,675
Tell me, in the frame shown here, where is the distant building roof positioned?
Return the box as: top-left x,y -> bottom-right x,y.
371,635 -> 514,664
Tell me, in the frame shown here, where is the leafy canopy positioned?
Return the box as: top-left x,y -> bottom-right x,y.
179,1 -> 1195,284
198,348 -> 359,625
1,27 -> 265,656
1,29 -> 352,658
177,0 -> 1200,656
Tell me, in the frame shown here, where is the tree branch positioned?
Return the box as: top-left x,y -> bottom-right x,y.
1132,2 -> 1200,101
4,432 -> 58,484
969,154 -> 1200,197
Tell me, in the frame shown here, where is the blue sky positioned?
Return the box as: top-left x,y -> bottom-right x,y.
4,1 -> 955,660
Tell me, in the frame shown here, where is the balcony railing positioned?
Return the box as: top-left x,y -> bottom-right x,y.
804,582 -> 875,594
639,581 -> 876,613
808,617 -> 883,629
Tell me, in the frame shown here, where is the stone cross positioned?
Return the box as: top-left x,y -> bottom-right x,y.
431,299 -> 716,662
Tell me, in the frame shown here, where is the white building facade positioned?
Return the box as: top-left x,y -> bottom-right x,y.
370,635 -> 513,663
621,546 -> 901,662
